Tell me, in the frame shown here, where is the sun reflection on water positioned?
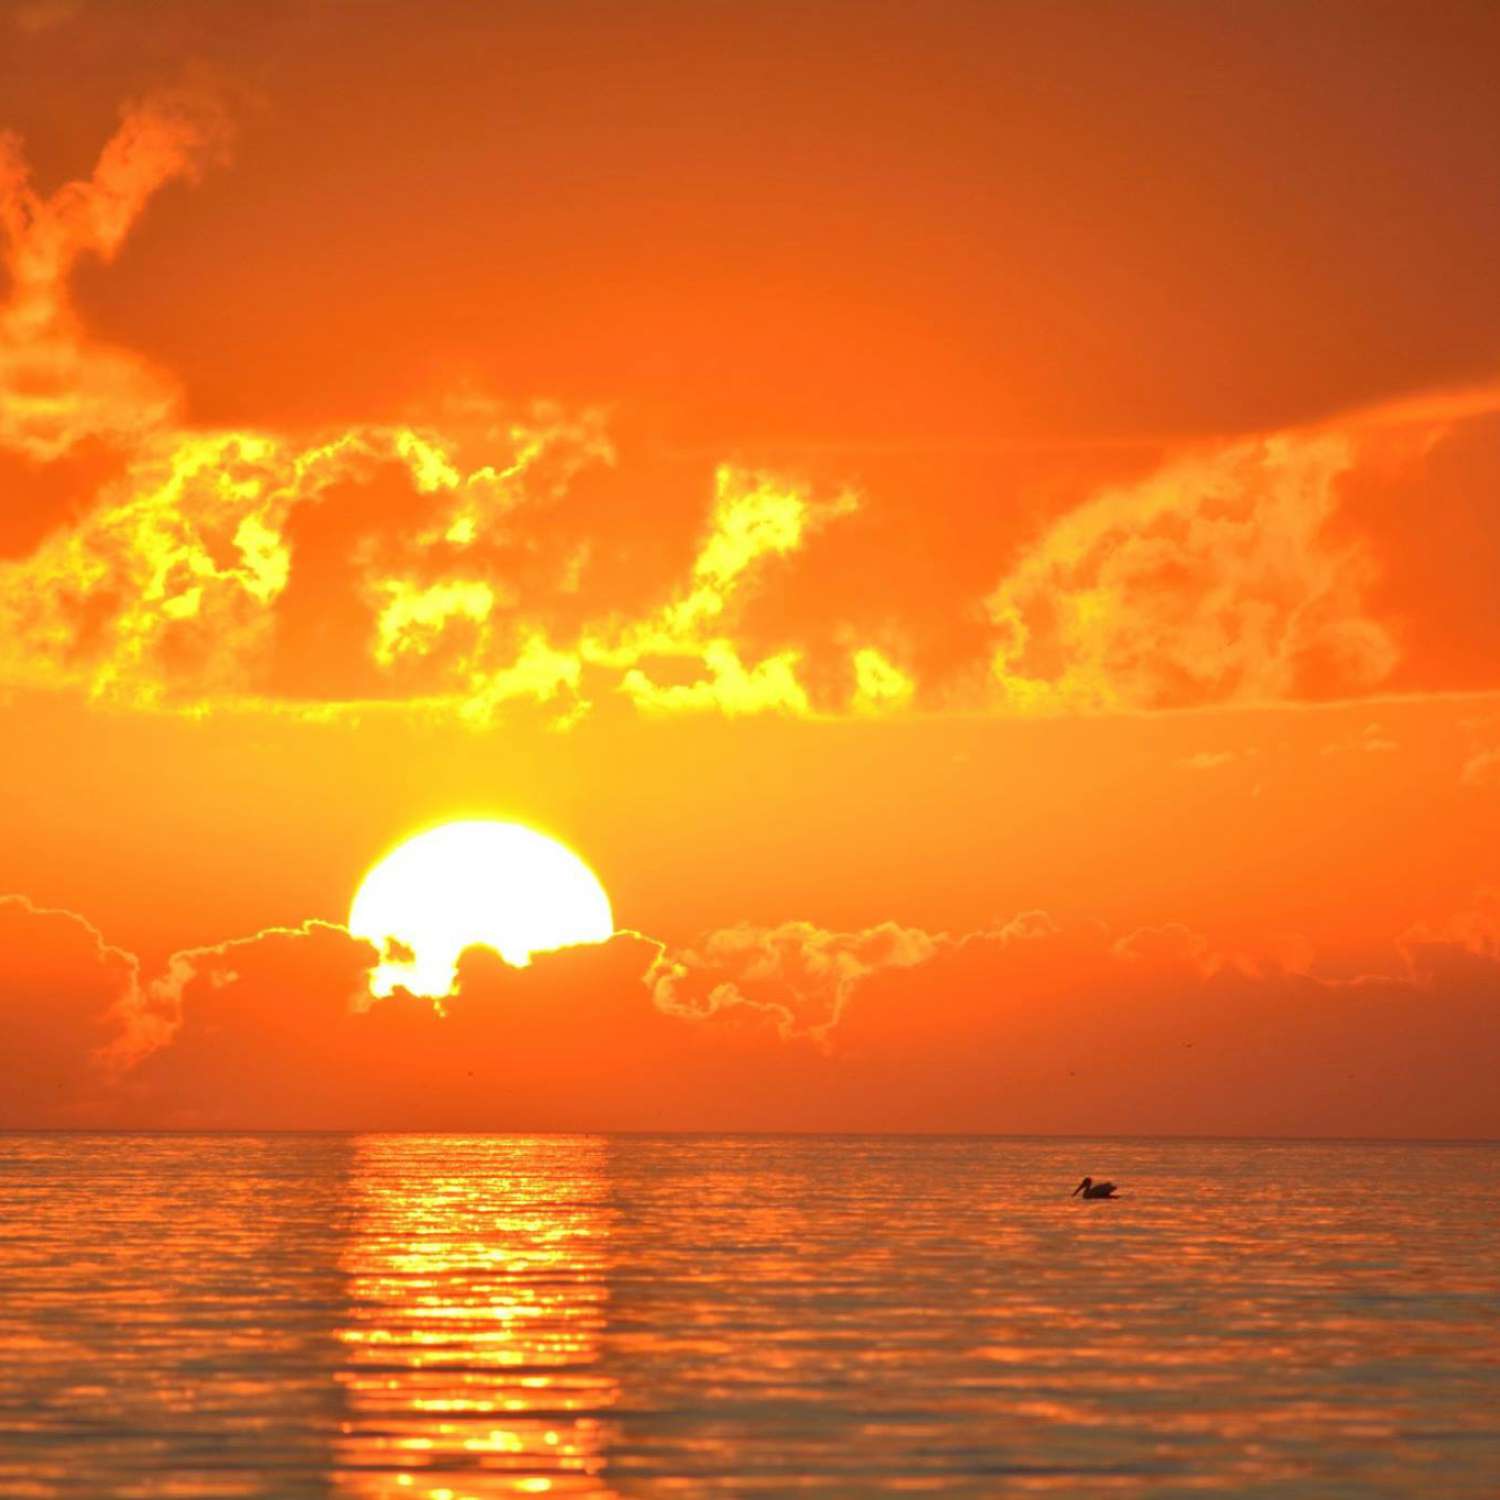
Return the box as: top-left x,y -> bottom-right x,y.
333,1135 -> 621,1499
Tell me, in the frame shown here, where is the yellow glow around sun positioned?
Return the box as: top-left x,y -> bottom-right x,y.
349,820 -> 613,997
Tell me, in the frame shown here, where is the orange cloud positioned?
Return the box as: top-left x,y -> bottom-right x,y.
0,894 -> 142,1123
0,88 -> 230,460
1,891 -> 1497,1134
7,90 -> 1500,730
646,918 -> 940,1040
1460,748 -> 1500,789
1399,889 -> 1500,976
9,1 -> 82,36
0,412 -> 870,723
1110,922 -> 1217,974
1179,749 -> 1249,771
15,385 -> 1494,723
835,926 -> 1498,1136
985,432 -> 1398,713
124,919 -> 380,1126
0,413 -> 609,711
587,465 -> 860,720
1321,721 -> 1399,756
125,922 -> 766,1130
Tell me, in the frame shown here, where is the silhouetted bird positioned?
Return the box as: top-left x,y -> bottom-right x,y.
1071,1176 -> 1119,1198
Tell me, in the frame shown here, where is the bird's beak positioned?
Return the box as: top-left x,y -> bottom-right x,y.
1070,1182 -> 1083,1196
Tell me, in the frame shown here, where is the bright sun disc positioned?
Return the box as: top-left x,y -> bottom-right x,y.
349,820 -> 613,997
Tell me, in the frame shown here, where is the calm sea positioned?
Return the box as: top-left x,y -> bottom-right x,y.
0,1134 -> 1496,1497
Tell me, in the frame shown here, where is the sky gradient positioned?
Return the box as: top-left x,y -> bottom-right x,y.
2,0 -> 1499,1134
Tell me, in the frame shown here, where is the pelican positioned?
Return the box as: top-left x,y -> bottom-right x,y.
1071,1176 -> 1118,1199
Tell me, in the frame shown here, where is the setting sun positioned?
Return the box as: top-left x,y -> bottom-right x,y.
348,820 -> 613,997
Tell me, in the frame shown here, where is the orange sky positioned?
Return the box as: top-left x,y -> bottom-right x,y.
2,0 -> 1498,1135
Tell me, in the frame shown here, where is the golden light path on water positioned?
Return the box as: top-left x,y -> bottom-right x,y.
334,1136 -> 620,1498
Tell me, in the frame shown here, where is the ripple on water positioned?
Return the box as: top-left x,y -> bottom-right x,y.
0,1133 -> 1496,1496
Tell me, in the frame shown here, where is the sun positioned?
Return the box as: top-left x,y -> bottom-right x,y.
349,820 -> 614,997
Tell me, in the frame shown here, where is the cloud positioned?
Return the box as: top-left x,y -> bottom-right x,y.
1461,747 -> 1500,789
1179,749 -> 1248,771
643,910 -> 1241,1045
646,918 -> 940,1040
0,894 -> 144,1123
1399,890 -> 1500,978
0,379 -> 871,721
125,921 -> 767,1130
870,948 -> 1494,1137
850,646 -> 916,715
0,414 -> 609,712
1111,922 -> 1217,973
8,93 -> 1500,725
0,88 -> 231,460
1321,722 -> 1398,756
146,917 -> 376,1020
627,904 -> 1500,1134
583,465 -> 858,718
985,432 -> 1399,713
9,0 -> 81,36
2,892 -> 1498,1133
14,376 -> 1479,724
123,920 -> 381,1125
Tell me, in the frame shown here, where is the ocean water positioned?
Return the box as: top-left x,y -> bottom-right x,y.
0,1136 -> 1496,1498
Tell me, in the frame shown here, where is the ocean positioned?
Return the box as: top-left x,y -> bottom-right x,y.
0,1134 -> 1495,1497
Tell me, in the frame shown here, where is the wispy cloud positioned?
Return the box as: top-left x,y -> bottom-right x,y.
1460,747 -> 1500,789
646,918 -> 940,1040
0,87 -> 230,459
985,433 -> 1397,713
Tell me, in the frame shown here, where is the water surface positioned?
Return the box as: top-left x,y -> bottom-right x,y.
1,1134 -> 1496,1496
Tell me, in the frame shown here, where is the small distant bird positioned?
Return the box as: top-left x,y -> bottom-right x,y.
1071,1176 -> 1119,1199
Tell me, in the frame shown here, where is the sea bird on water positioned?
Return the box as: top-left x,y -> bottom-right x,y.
1071,1176 -> 1118,1198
